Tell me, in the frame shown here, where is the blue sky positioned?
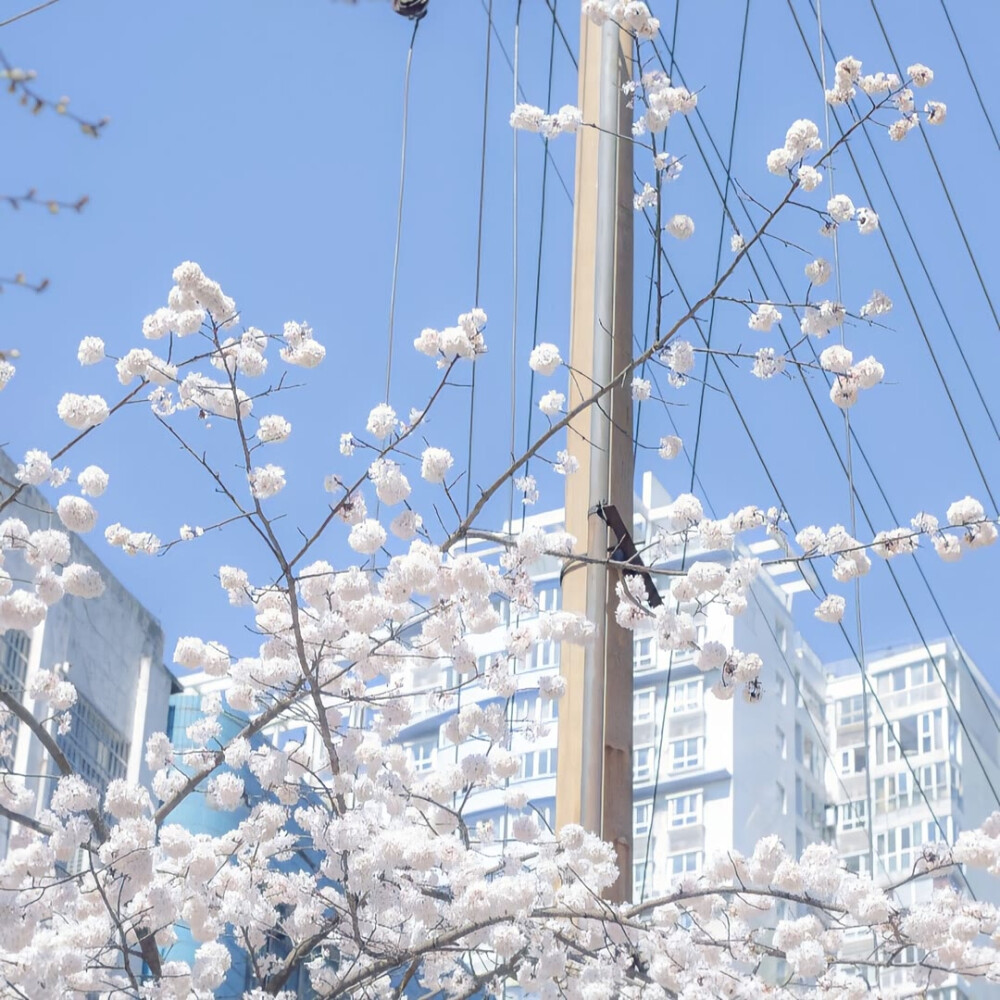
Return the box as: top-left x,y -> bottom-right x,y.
1,0 -> 999,694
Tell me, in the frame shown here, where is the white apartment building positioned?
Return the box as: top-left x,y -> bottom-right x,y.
826,639 -> 1000,1000
0,449 -> 178,857
395,472 -> 832,900
169,470 -> 1000,997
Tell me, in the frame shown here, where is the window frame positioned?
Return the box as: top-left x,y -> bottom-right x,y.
669,737 -> 702,774
666,791 -> 701,828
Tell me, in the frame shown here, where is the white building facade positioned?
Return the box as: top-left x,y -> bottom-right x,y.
394,472 -> 832,900
0,449 -> 178,857
826,639 -> 1000,1000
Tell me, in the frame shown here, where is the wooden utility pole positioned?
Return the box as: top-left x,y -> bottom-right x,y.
556,13 -> 635,903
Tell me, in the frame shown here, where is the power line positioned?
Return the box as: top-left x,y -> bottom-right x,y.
520,0 -> 560,535
647,17 -> 1000,837
639,0 -> 750,902
651,13 -> 1000,763
687,0 -> 750,495
477,0 -> 574,206
783,0 -> 1000,815
637,201 -> 967,893
867,0 -> 1000,332
463,0 -> 494,536
937,0 -> 1000,152
628,32 -> 988,889
384,18 -> 421,401
507,0 -> 523,528
816,0 -> 878,895
0,0 -> 61,29
786,0 -> 1000,738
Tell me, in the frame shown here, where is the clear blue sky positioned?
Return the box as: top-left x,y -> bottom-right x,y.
2,0 -> 999,691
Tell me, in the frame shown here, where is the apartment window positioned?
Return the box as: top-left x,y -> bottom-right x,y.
668,851 -> 701,876
775,621 -> 788,653
634,800 -> 652,838
875,772 -> 913,813
407,737 -> 437,773
877,825 -> 917,874
898,715 -> 919,754
634,688 -> 656,726
775,673 -> 786,706
635,636 -> 655,673
441,664 -> 461,691
839,799 -> 867,832
945,662 -> 959,695
516,747 -> 558,782
670,678 -> 702,715
536,582 -> 560,613
57,693 -> 130,792
837,694 -> 865,726
0,631 -> 29,769
776,781 -> 787,815
0,630 -> 30,699
490,594 -> 510,626
794,722 -> 803,764
669,738 -> 702,773
633,860 -> 654,899
876,666 -> 908,696
795,776 -> 803,817
776,726 -> 786,760
634,746 -> 654,785
803,734 -> 820,778
875,723 -> 900,766
843,853 -> 871,876
514,689 -> 558,723
839,745 -> 867,775
531,799 -> 556,830
530,640 -> 560,671
919,709 -> 943,754
666,792 -> 701,828
921,761 -> 948,800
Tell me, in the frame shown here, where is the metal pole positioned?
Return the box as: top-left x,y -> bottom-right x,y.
557,12 -> 634,903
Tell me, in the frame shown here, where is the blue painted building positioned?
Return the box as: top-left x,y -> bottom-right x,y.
163,690 -> 316,998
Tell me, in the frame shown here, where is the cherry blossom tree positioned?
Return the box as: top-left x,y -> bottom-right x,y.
0,2 -> 999,998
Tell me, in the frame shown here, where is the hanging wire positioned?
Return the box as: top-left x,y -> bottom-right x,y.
463,0 -> 494,538
686,0 -> 750,495
656,12 -> 1000,754
507,0 -> 523,529
645,209 -> 979,898
631,304 -> 893,893
640,0 -> 751,904
629,57 -> 983,888
867,0 -> 1000,332
937,0 -> 1000,152
384,18 -> 421,400
787,1 -> 1000,741
519,0 -> 560,535
816,0 -> 879,963
791,0 -> 1000,801
478,0 -> 574,205
635,29 -> 992,892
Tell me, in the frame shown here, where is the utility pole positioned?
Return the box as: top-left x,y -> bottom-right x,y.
556,12 -> 635,903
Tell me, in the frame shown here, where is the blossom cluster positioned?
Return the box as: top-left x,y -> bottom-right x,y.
509,103 -> 582,138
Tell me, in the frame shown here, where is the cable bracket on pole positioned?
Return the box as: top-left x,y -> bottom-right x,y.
591,502 -> 663,608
